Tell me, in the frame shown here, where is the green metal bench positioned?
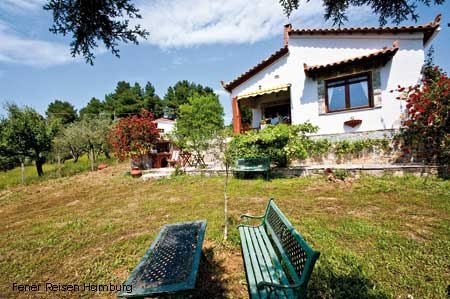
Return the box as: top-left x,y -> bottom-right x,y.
238,199 -> 320,299
118,220 -> 207,298
233,158 -> 270,180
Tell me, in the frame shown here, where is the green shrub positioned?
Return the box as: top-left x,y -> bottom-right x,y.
226,123 -> 318,166
333,139 -> 391,157
226,123 -> 392,167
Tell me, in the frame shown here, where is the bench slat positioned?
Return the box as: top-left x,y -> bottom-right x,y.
240,227 -> 263,299
243,227 -> 268,299
257,226 -> 295,298
248,227 -> 274,298
253,227 -> 289,299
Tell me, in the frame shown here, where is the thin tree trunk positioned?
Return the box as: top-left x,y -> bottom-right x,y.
224,163 -> 229,241
21,161 -> 25,184
57,153 -> 61,178
104,148 -> 110,159
36,159 -> 44,176
89,145 -> 95,171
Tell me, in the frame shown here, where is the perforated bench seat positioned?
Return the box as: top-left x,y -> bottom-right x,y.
238,199 -> 320,299
236,165 -> 267,171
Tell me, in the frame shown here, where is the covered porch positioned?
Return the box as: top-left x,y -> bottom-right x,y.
232,84 -> 292,133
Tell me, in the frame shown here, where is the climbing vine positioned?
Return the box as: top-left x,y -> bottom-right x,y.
227,123 -> 392,165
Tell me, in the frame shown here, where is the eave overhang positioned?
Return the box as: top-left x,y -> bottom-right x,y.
221,46 -> 289,92
304,41 -> 399,78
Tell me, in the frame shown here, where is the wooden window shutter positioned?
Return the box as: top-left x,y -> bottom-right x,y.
317,79 -> 326,114
372,69 -> 382,107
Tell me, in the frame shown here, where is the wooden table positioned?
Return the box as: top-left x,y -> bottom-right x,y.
179,152 -> 192,167
118,220 -> 207,298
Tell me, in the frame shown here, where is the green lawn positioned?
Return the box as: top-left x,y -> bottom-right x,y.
0,155 -> 115,190
0,164 -> 449,298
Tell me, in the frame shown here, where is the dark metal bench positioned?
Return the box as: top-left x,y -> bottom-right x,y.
118,220 -> 207,298
233,158 -> 271,180
238,199 -> 320,299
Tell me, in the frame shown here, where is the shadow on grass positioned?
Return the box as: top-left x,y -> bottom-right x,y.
234,172 -> 270,180
308,258 -> 389,299
192,247 -> 228,299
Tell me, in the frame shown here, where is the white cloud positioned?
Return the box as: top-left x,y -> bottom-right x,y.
135,0 -> 373,48
0,22 -> 76,67
214,89 -> 229,97
0,0 -> 46,13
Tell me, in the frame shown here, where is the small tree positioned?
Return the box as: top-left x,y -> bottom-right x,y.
218,129 -> 235,241
2,104 -> 53,177
80,118 -> 112,171
56,123 -> 86,163
173,93 -> 224,167
108,110 -> 160,166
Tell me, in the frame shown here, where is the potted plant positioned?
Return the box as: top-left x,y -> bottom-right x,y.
260,118 -> 269,130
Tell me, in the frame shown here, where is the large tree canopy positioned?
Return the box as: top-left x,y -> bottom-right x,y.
164,81 -> 215,119
2,104 -> 53,176
46,100 -> 78,125
279,0 -> 445,25
79,97 -> 106,119
44,0 -> 149,64
143,82 -> 164,119
105,81 -> 147,117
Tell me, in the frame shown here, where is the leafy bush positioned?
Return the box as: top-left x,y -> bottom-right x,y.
226,123 -> 318,166
393,64 -> 450,164
108,110 -> 160,161
333,139 -> 390,157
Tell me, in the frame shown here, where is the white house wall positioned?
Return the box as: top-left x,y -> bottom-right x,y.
157,122 -> 175,134
231,33 -> 425,135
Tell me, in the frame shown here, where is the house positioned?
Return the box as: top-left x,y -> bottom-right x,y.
154,117 -> 176,134
221,15 -> 442,139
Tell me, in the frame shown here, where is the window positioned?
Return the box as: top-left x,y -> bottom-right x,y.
325,73 -> 372,112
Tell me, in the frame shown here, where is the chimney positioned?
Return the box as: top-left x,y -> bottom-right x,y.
284,24 -> 292,47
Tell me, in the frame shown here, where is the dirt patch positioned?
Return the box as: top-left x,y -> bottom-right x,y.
348,205 -> 381,218
194,240 -> 247,299
66,200 -> 80,206
316,196 -> 338,201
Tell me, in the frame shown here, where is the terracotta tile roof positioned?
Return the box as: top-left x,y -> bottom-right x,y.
290,14 -> 441,46
221,46 -> 289,92
304,41 -> 399,77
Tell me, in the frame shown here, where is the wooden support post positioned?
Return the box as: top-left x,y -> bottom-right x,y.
231,96 -> 242,134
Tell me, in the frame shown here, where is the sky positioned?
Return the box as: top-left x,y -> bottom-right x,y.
0,0 -> 448,125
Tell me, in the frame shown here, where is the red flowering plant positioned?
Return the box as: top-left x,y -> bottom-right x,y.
393,65 -> 450,164
108,110 -> 160,164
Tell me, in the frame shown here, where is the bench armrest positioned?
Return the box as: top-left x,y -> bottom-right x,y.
237,214 -> 265,228
240,214 -> 264,220
257,281 -> 301,290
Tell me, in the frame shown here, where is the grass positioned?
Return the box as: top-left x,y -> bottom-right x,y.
0,155 -> 115,190
0,164 -> 449,298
